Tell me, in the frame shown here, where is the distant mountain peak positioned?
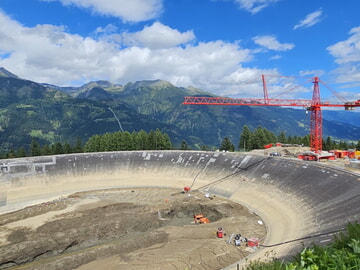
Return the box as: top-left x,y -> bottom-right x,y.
75,86 -> 113,101
129,79 -> 173,88
185,86 -> 213,96
81,80 -> 122,90
0,67 -> 19,78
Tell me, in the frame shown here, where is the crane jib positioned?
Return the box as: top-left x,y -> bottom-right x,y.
183,97 -> 360,108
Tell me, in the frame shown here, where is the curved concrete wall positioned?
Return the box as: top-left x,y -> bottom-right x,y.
0,151 -> 359,265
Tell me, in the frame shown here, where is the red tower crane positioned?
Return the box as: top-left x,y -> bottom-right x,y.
183,75 -> 360,156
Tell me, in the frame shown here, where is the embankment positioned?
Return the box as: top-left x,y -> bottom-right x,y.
0,151 -> 359,268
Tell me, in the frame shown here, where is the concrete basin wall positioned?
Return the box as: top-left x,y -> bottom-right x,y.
0,150 -> 359,263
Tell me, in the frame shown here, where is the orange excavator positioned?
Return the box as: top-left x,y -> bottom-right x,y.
194,214 -> 210,224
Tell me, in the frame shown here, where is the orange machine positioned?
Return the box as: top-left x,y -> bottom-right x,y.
194,214 -> 210,224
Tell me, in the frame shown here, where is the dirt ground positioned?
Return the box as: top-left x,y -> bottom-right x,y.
1,148 -> 357,270
0,187 -> 266,270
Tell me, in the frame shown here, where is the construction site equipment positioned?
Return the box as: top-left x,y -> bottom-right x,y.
217,227 -> 223,238
183,75 -> 360,159
247,238 -> 260,248
332,149 -> 360,159
234,234 -> 242,246
194,214 -> 210,224
297,151 -> 336,161
263,143 -> 273,149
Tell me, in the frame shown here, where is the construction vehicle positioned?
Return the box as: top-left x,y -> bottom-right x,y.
194,214 -> 210,224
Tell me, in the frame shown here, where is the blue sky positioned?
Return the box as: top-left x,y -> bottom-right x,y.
0,0 -> 359,102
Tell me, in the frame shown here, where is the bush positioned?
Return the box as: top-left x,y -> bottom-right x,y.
242,222 -> 360,270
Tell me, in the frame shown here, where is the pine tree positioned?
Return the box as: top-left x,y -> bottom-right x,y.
180,140 -> 188,150
252,127 -> 266,149
16,147 -> 27,157
200,145 -> 210,151
220,137 -> 234,152
324,136 -> 333,151
154,129 -> 163,150
147,130 -> 156,150
135,130 -> 148,150
51,142 -> 63,155
277,131 -> 287,144
356,140 -> 360,150
301,135 -> 310,147
63,142 -> 73,154
6,149 -> 16,159
84,134 -> 102,152
239,125 -> 252,151
30,139 -> 41,156
161,133 -> 172,150
121,131 -> 134,150
41,144 -> 52,156
263,128 -> 277,144
73,137 -> 83,153
339,141 -> 348,150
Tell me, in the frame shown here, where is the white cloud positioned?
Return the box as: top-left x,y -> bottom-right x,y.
109,41 -> 256,96
40,0 -> 163,22
0,10 -> 277,97
252,35 -> 295,51
299,70 -> 325,77
327,26 -> 360,88
293,9 -> 323,30
269,55 -> 281,60
327,26 -> 360,64
122,22 -> 195,49
232,0 -> 279,14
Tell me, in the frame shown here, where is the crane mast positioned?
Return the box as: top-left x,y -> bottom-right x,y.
183,75 -> 360,155
309,77 -> 322,153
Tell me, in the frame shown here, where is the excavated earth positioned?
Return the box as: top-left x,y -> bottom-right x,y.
0,188 -> 265,270
0,150 -> 359,270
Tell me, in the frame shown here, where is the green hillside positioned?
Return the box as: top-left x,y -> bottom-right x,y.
0,77 -> 181,152
71,79 -> 360,146
0,68 -> 359,154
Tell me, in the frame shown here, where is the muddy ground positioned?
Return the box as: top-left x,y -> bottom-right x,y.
0,187 -> 266,270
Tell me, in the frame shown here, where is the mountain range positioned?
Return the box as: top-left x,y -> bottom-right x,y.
0,67 -> 359,153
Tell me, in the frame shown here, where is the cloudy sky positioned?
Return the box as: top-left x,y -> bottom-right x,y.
0,0 -> 359,101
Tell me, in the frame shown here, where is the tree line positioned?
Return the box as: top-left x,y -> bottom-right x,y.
1,129 -> 172,159
1,125 -> 359,159
219,125 -> 360,152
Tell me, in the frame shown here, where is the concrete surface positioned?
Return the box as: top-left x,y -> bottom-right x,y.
0,150 -> 359,269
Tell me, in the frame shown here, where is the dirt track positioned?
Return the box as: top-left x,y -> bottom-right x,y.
0,187 -> 266,270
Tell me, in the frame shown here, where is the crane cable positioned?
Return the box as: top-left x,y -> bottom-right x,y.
178,155 -> 350,249
191,156 -> 271,192
171,156 -> 269,196
189,165 -> 207,188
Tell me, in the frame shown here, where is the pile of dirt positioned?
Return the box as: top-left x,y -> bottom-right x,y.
0,188 -> 266,270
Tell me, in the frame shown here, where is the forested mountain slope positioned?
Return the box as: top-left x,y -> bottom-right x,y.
0,68 -> 359,153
